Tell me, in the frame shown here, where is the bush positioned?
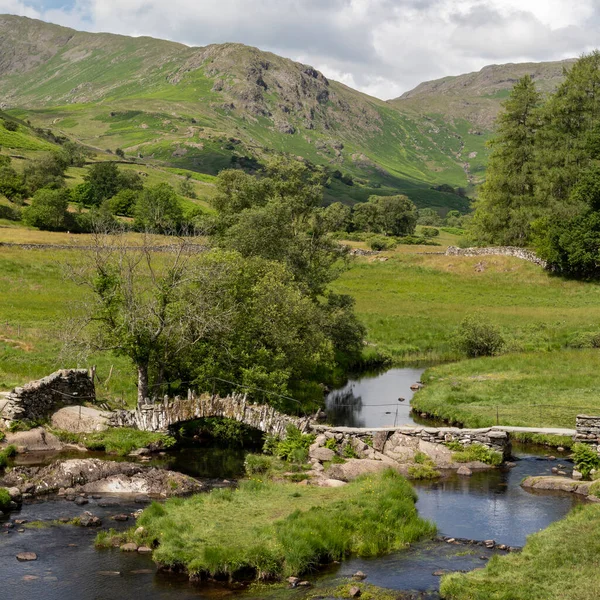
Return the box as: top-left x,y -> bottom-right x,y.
266,425 -> 315,463
572,443 -> 600,478
451,443 -> 503,466
408,463 -> 441,479
244,454 -> 273,475
324,438 -> 338,451
368,235 -> 396,251
455,315 -> 505,358
22,188 -> 72,231
421,227 -> 440,238
567,332 -> 600,349
2,119 -> 18,132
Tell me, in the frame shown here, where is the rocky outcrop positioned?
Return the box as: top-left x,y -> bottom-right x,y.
1,458 -> 203,498
445,246 -> 547,268
50,405 -> 110,433
521,475 -> 599,500
0,369 -> 95,426
4,427 -> 66,453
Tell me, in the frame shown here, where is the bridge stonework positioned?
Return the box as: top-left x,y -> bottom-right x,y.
109,393 -> 313,438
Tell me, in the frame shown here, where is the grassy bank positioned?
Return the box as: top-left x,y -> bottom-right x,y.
332,253 -> 600,362
99,470 -> 435,580
412,349 -> 600,429
51,427 -> 175,456
441,504 -> 600,600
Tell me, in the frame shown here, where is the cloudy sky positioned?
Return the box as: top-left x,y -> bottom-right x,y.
1,0 -> 599,99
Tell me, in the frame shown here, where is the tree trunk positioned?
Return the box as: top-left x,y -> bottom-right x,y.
137,363 -> 149,405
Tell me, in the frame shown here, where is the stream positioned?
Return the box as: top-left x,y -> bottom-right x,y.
0,368 -> 582,598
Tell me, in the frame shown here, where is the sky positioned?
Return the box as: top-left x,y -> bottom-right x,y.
1,0 -> 600,99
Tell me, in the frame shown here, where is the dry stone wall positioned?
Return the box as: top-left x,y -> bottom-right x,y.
446,245 -> 547,268
575,415 -> 600,453
313,424 -> 511,459
0,370 -> 95,426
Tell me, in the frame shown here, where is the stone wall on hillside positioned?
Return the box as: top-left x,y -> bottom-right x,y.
0,370 -> 95,426
575,415 -> 600,453
446,245 -> 547,268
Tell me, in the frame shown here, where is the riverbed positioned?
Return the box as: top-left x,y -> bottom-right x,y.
0,368 -> 583,598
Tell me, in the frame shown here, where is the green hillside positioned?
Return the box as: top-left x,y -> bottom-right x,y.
0,14 -> 474,212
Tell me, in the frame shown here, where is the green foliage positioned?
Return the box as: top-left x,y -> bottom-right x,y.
324,438 -> 338,451
455,314 -> 505,358
133,183 -> 183,232
470,75 -> 541,246
128,470 -> 435,580
571,443 -> 600,478
342,443 -> 358,458
23,152 -> 67,192
0,161 -> 26,202
0,487 -> 12,510
353,194 -> 417,236
23,188 -> 71,231
408,464 -> 441,480
0,444 -> 17,469
451,443 -> 503,466
441,504 -> 600,600
270,425 -> 315,463
105,189 -> 140,216
421,227 -> 440,238
367,235 -> 396,251
55,427 -> 176,456
244,454 -> 273,475
566,331 -> 600,349
180,418 -> 262,448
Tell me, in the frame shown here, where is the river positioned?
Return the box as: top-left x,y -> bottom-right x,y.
0,368 -> 582,598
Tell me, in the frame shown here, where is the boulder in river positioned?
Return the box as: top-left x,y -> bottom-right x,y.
1,458 -> 203,498
16,552 -> 37,561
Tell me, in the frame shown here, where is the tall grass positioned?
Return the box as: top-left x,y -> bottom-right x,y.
126,470 -> 435,580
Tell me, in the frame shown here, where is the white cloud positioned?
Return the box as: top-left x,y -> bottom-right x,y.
2,0 -> 600,99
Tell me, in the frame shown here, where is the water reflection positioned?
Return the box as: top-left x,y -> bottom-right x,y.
325,368 -> 425,428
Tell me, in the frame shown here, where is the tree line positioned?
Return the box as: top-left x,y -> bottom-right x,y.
471,51 -> 600,278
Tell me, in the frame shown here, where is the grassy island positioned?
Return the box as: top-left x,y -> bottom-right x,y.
98,470 -> 435,580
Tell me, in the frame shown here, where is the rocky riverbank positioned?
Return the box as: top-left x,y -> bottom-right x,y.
521,475 -> 600,501
1,458 -> 204,499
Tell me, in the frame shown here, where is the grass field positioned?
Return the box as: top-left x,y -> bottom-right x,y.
440,504 -> 600,600
333,252 -> 600,362
411,350 -> 600,429
101,470 -> 435,580
3,235 -> 600,420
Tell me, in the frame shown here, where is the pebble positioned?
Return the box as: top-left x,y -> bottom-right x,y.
74,497 -> 89,506
137,546 -> 152,554
548,456 -> 556,461
433,570 -> 446,576
298,581 -> 311,587
479,556 -> 489,561
352,570 -> 367,580
120,543 -> 138,552
112,514 -> 129,522
348,585 -> 362,598
287,576 -> 300,587
22,575 -> 39,581
16,552 -> 37,561
557,447 -> 565,452
98,571 -> 121,576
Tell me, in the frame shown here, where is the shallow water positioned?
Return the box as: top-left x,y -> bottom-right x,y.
325,367 -> 425,428
0,369 -> 585,598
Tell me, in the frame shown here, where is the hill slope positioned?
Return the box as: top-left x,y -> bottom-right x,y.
0,15 -> 578,211
0,15 -> 479,212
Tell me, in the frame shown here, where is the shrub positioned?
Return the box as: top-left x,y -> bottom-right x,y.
2,119 -> 18,132
421,227 -> 440,238
368,235 -> 396,251
343,444 -> 359,458
23,188 -> 72,231
268,425 -> 315,463
572,443 -> 600,478
408,464 -> 441,479
455,315 -> 505,358
566,332 -> 600,349
244,454 -> 273,475
451,443 -> 503,466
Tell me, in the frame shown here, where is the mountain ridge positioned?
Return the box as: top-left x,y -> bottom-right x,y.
0,14 -> 579,212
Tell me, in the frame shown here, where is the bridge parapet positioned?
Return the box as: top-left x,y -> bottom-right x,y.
109,392 -> 312,438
